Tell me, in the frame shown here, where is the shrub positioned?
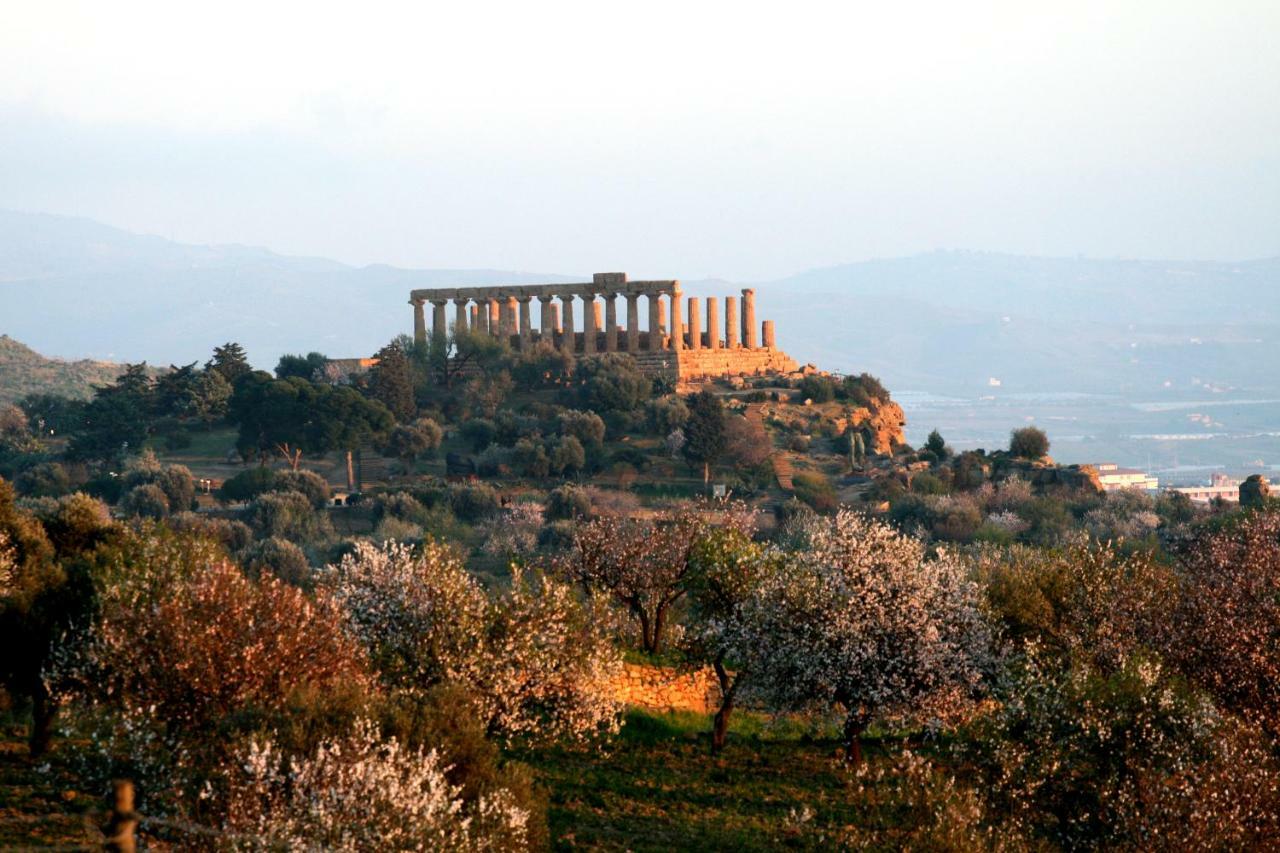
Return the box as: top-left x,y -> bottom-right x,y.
224,718 -> 531,850
446,483 -> 500,523
573,353 -> 650,414
168,512 -> 255,554
14,462 -> 72,498
461,418 -> 497,453
275,469 -> 332,509
1009,426 -> 1050,460
645,396 -> 689,435
797,375 -> 835,403
242,536 -> 312,588
246,490 -> 334,544
558,409 -> 606,450
120,483 -> 171,520
545,484 -> 592,522
217,467 -> 279,504
791,470 -> 836,513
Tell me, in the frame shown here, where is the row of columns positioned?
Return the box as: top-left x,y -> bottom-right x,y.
412,288 -> 768,353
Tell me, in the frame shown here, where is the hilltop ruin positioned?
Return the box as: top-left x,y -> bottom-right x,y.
409,272 -> 798,382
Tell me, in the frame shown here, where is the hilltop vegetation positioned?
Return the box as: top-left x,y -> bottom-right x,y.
0,335 -> 142,404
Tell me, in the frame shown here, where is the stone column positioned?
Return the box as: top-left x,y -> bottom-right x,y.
517,297 -> 533,350
604,293 -> 618,352
647,293 -> 662,350
669,287 -> 683,352
725,296 -> 740,348
487,299 -> 501,337
742,288 -> 758,348
583,294 -> 598,354
540,296 -> 555,343
706,297 -> 720,350
499,297 -> 516,342
626,294 -> 640,352
412,299 -> 426,346
455,299 -> 469,336
470,303 -> 481,332
552,302 -> 562,334
762,319 -> 776,349
561,296 -> 576,354
431,300 -> 448,347
686,296 -> 702,351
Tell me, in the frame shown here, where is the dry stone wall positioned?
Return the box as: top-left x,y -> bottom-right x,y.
610,663 -> 724,715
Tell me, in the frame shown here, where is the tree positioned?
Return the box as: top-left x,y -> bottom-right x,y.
1170,510 -> 1280,730
742,511 -> 988,763
66,365 -> 154,463
206,342 -> 252,385
682,391 -> 727,483
229,375 -> 393,488
368,341 -> 417,421
88,559 -> 368,732
274,351 -> 328,380
573,353 -> 650,414
558,506 -> 754,655
511,340 -> 574,390
384,418 -> 443,470
324,540 -> 620,742
1010,426 -> 1050,460
685,521 -> 777,752
925,429 -> 949,461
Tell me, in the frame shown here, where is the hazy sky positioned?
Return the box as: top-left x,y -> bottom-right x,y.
2,1 -> 1277,280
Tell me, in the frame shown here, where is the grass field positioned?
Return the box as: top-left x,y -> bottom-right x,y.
520,709 -> 945,851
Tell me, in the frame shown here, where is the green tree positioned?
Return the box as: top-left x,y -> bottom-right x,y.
275,352 -> 329,380
368,342 -> 417,421
66,365 -> 154,463
206,342 -> 253,385
682,391 -> 727,483
573,354 -> 650,414
384,419 -> 444,470
1010,426 -> 1050,460
925,429 -> 949,461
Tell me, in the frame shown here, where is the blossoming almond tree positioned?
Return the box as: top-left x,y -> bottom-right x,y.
324,540 -> 621,743
226,718 -> 530,851
742,510 -> 989,763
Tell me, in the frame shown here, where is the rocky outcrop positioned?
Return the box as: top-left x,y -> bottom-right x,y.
1240,474 -> 1272,507
843,400 -> 907,456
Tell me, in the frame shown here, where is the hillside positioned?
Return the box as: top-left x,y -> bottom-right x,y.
0,334 -> 133,404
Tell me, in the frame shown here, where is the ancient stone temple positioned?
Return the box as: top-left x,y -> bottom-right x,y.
409,272 -> 797,382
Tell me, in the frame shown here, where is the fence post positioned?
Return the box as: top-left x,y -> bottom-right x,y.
103,779 -> 138,853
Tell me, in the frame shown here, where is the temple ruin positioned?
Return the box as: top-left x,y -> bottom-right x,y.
409,272 -> 797,382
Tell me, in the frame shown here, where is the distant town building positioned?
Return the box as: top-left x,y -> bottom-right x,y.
1092,462 -> 1159,492
1168,472 -> 1240,504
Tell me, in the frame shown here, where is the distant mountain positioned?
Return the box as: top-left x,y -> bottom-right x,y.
2,210 -> 1277,396
0,210 -> 575,369
0,334 -> 133,404
712,252 -> 1280,395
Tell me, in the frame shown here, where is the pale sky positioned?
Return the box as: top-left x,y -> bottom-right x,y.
1,0 -> 1277,280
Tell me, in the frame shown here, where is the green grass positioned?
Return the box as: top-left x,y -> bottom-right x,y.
517,708 -> 938,851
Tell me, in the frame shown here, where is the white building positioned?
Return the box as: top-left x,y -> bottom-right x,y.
1092,463 -> 1159,492
1167,472 -> 1240,504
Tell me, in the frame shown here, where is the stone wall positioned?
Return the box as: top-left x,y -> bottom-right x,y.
610,663 -> 723,715
674,347 -> 799,382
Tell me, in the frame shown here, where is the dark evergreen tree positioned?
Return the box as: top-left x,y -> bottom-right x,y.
682,390 -> 727,483
368,342 -> 417,421
206,342 -> 252,385
274,351 -> 329,380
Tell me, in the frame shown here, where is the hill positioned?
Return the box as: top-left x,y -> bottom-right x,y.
2,210 -> 1277,398
0,334 -> 133,404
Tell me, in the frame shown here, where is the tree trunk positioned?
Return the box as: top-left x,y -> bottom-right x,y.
345,450 -> 355,493
843,710 -> 870,764
637,609 -> 653,654
711,659 -> 738,754
28,682 -> 55,756
651,606 -> 667,655
703,461 -> 710,484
